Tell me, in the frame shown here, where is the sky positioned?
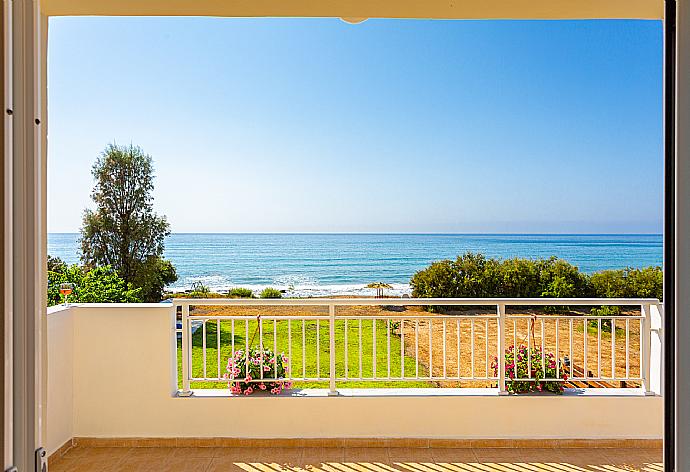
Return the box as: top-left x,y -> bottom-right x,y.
47,17 -> 663,234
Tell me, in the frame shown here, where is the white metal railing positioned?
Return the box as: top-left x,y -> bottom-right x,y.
173,298 -> 662,396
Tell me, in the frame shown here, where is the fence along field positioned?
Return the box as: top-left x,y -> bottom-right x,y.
177,300 -> 649,391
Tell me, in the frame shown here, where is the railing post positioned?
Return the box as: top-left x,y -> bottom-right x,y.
179,303 -> 193,397
328,304 -> 338,395
640,303 -> 653,395
497,303 -> 508,395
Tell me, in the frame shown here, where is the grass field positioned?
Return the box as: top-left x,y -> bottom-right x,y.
179,316 -> 432,390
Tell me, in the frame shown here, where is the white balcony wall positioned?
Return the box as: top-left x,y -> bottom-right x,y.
47,303 -> 663,456
47,306 -> 74,455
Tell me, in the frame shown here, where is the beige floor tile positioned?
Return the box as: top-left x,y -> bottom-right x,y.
641,449 -> 663,463
430,448 -> 478,463
172,447 -> 221,458
258,446 -> 306,465
302,447 -> 346,465
213,447 -> 264,461
557,448 -> 617,467
603,449 -> 661,469
66,446 -> 130,460
518,448 -> 571,464
118,457 -> 168,471
343,447 -> 391,463
472,448 -> 526,463
159,456 -> 214,471
388,448 -> 435,463
47,458 -> 84,472
68,459 -> 123,472
207,456 -> 264,472
124,446 -> 176,460
62,454 -> 126,471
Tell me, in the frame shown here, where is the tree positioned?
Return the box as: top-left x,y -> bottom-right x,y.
80,143 -> 177,301
47,256 -> 141,306
131,257 -> 178,302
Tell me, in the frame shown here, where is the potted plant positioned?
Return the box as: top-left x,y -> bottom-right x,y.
224,348 -> 292,395
492,344 -> 568,394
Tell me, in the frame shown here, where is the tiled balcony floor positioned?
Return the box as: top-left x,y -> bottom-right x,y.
49,446 -> 663,472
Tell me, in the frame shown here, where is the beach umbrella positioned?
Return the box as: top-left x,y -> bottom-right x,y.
366,282 -> 393,298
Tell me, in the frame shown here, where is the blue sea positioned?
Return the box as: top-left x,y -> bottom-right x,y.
48,233 -> 663,297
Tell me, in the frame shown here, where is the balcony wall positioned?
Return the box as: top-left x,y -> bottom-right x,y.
46,303 -> 663,456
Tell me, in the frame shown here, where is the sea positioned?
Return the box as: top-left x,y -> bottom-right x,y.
48,233 -> 663,297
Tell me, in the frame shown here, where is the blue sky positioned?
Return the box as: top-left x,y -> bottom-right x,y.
47,17 -> 662,234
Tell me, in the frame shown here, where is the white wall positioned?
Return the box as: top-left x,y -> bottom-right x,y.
47,304 -> 663,446
46,306 -> 74,455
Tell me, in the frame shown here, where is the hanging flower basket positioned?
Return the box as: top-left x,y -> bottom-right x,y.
224,348 -> 292,395
492,344 -> 568,394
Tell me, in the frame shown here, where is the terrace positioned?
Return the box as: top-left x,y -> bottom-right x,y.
8,0 -> 690,470
46,297 -> 664,471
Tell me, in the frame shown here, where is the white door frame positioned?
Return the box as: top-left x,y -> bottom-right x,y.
5,0 -> 45,470
673,0 -> 690,469
2,0 -> 13,468
3,1 -> 688,470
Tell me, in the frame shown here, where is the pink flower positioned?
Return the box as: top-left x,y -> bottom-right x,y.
245,375 -> 252,382
259,383 -> 267,390
264,365 -> 271,372
244,387 -> 253,395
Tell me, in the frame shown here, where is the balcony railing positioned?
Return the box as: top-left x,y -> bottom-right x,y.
174,298 -> 662,396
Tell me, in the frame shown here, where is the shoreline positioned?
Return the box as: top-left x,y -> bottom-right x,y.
167,282 -> 413,298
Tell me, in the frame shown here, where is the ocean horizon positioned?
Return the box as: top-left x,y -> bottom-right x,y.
48,233 -> 663,297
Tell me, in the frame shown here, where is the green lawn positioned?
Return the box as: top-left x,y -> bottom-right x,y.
178,318 -> 432,389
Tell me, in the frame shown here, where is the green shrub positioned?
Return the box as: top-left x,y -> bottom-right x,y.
228,287 -> 255,298
411,253 -> 661,310
165,291 -> 226,300
589,266 -> 662,318
260,287 -> 282,299
190,281 -> 210,294
410,253 -> 502,299
589,269 -> 627,298
625,266 -> 663,300
536,258 -> 590,298
47,257 -> 141,306
410,252 -> 588,306
500,257 -> 542,297
589,266 -> 662,300
590,305 -> 621,317
133,257 -> 178,302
